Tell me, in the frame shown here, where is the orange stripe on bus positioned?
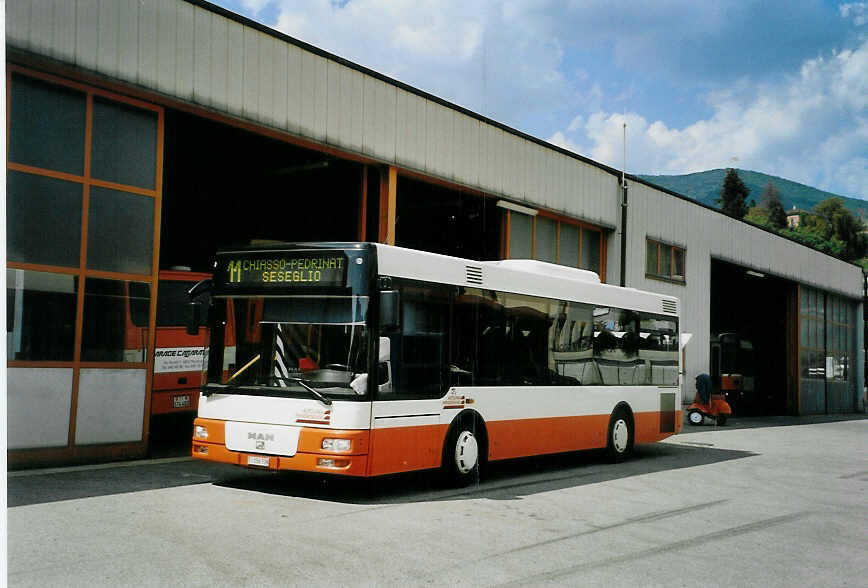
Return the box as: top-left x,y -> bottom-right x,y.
368,424 -> 449,476
487,414 -> 610,460
194,410 -> 681,477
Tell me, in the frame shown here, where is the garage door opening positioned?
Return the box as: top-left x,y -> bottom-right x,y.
151,110 -> 370,452
395,176 -> 502,261
710,259 -> 797,416
160,110 -> 367,273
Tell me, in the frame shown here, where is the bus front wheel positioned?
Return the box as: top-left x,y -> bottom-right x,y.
606,408 -> 634,462
442,420 -> 482,487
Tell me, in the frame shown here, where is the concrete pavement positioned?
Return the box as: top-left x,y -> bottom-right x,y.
7,415 -> 868,587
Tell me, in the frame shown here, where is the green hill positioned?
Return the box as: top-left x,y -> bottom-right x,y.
638,169 -> 868,220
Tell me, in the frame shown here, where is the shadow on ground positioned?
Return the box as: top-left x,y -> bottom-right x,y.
12,414 -> 863,508
9,443 -> 752,508
215,442 -> 755,505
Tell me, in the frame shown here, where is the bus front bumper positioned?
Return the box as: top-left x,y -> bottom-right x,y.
192,418 -> 370,476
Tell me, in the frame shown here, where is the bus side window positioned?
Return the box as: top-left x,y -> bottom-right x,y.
448,289 -> 478,386
392,283 -> 449,399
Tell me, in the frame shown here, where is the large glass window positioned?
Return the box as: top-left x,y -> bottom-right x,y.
646,238 -> 686,283
87,187 -> 155,275
509,212 -> 533,259
444,285 -> 678,390
80,278 -> 152,363
800,288 -> 825,381
9,74 -> 86,175
7,270 -> 78,361
388,283 -> 450,398
155,281 -> 210,327
826,295 -> 852,383
581,228 -> 601,273
589,307 -> 679,386
535,217 -> 557,263
558,224 -> 579,267
507,211 -> 604,276
799,287 -> 858,414
7,171 -> 83,267
205,296 -> 371,401
91,98 -> 158,189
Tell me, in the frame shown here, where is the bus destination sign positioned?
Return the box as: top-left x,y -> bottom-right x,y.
218,252 -> 347,289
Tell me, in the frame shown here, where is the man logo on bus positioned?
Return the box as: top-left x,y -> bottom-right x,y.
228,260 -> 242,283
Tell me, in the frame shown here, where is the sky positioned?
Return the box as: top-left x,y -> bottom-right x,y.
211,0 -> 868,199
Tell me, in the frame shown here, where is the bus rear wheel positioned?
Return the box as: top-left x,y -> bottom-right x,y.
442,420 -> 482,487
606,408 -> 634,462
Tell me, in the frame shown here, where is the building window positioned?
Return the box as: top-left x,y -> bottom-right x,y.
799,287 -> 857,414
6,67 -> 163,456
506,210 -> 605,277
646,239 -> 685,283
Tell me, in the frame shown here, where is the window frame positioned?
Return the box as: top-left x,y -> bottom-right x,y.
645,238 -> 687,284
505,210 -> 607,279
6,67 -> 164,371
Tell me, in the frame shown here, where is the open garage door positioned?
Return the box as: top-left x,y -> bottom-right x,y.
710,259 -> 798,416
150,109 -> 372,452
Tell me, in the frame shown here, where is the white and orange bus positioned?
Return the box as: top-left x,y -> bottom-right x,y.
191,242 -> 682,484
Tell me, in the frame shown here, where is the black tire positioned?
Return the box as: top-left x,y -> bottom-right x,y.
442,417 -> 483,487
606,408 -> 634,462
716,415 -> 728,426
687,410 -> 703,426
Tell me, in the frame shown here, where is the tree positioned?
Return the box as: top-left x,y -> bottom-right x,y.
744,205 -> 769,226
809,197 -> 868,260
783,197 -> 867,261
717,168 -> 750,219
760,181 -> 787,229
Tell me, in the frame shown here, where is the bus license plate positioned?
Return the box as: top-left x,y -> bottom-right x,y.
247,455 -> 270,467
172,394 -> 191,409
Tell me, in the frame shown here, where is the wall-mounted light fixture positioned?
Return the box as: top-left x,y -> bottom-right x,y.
496,200 -> 538,216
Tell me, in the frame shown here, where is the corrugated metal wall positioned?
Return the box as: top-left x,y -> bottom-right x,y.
6,0 -> 619,230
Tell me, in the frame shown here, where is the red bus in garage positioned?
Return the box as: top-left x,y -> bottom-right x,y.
148,269 -> 214,415
191,243 -> 682,484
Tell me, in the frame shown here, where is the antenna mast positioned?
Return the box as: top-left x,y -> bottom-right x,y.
619,120 -> 628,287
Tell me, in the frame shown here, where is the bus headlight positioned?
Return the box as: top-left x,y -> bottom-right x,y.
321,438 -> 351,452
194,425 -> 208,439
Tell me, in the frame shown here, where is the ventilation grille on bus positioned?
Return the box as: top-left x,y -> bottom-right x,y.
465,265 -> 483,285
661,299 -> 678,315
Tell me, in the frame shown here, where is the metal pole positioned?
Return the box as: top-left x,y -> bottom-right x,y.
619,122 -> 628,287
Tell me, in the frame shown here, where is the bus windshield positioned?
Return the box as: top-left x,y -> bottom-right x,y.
206,295 -> 370,400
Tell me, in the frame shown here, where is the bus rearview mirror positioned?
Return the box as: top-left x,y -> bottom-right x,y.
186,302 -> 201,336
379,290 -> 399,329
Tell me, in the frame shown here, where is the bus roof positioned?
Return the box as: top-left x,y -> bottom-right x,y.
374,243 -> 679,318
211,241 -> 679,317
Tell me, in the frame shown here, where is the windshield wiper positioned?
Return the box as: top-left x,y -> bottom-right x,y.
281,377 -> 333,406
204,380 -> 332,405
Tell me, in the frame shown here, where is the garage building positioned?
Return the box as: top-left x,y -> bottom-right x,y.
5,0 -> 864,467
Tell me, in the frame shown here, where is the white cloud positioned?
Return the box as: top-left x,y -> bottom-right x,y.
266,0 -> 572,128
240,0 -> 271,15
219,0 -> 864,197
556,39 -> 868,198
840,2 -> 868,26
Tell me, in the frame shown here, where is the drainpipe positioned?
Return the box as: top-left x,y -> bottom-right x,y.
619,122 -> 628,287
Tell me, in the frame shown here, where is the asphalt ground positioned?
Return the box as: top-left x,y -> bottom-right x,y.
9,412 -> 865,508
7,414 -> 868,587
